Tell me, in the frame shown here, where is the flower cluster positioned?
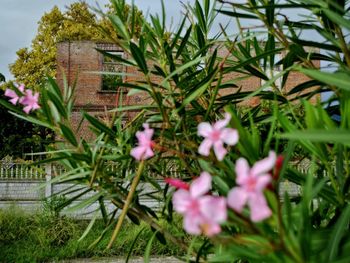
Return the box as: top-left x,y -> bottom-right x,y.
130,123 -> 155,160
131,113 -> 278,237
198,112 -> 239,161
5,85 -> 40,114
169,172 -> 227,236
227,151 -> 276,222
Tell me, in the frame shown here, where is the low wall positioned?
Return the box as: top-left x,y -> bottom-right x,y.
0,178 -> 162,219
0,161 -> 304,219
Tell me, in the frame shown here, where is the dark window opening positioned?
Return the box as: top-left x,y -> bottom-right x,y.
101,50 -> 125,92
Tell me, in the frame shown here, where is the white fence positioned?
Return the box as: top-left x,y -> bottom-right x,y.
0,163 -> 45,180
0,162 -> 68,180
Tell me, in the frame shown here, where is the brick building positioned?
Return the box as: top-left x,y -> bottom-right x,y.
56,41 -> 319,139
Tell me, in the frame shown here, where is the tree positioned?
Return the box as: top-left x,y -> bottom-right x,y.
9,2 -> 142,89
0,73 -> 5,83
0,89 -> 52,159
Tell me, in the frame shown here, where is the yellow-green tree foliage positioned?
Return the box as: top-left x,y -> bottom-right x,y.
9,2 -> 142,90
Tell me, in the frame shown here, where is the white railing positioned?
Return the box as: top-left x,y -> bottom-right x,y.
0,159 -> 314,181
0,163 -> 46,180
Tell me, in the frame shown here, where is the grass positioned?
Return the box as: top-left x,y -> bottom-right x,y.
0,207 -> 189,262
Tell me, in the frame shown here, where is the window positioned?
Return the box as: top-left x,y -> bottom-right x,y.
101,50 -> 125,92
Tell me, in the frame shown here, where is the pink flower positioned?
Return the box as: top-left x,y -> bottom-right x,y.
20,89 -> 40,114
130,123 -> 155,160
227,151 -> 276,222
4,84 -> 25,105
172,172 -> 227,236
198,113 -> 239,161
165,178 -> 190,190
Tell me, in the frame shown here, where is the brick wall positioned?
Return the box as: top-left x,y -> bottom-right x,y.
56,41 -> 320,139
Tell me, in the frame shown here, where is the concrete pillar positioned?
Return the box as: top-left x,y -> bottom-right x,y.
45,164 -> 52,198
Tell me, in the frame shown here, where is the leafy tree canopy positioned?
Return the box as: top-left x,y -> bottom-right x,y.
0,73 -> 5,83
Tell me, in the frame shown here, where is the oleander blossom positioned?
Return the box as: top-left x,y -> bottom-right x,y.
197,113 -> 239,161
4,85 -> 40,114
172,172 -> 227,236
227,151 -> 276,222
164,178 -> 190,190
4,84 -> 25,105
21,89 -> 40,114
130,123 -> 155,160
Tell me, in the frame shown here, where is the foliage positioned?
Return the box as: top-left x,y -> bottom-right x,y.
0,207 -> 186,262
0,89 -> 51,159
2,0 -> 350,262
0,73 -> 5,83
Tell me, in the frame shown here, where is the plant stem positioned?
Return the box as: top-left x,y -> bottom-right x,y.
107,160 -> 145,249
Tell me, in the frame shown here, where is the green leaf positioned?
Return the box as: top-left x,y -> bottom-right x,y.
10,111 -> 55,130
322,8 -> 350,31
175,26 -> 192,59
64,192 -> 104,213
59,122 -> 79,147
288,37 -> 342,52
126,227 -> 146,263
218,10 -> 259,19
84,112 -> 115,138
176,76 -> 212,112
109,14 -> 130,40
130,42 -> 148,74
160,55 -> 206,87
326,204 -> 350,261
47,90 -> 67,119
110,104 -> 157,112
279,129 -> 350,145
212,175 -> 230,195
47,76 -> 63,100
78,211 -> 98,242
298,68 -> 350,91
195,0 -> 206,33
144,230 -> 158,263
96,48 -> 135,66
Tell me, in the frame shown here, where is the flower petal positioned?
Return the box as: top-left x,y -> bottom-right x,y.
255,174 -> 271,192
183,214 -> 202,235
221,128 -> 239,146
173,189 -> 192,214
198,139 -> 212,157
213,141 -> 227,161
200,196 -> 227,223
144,146 -> 154,159
190,172 -> 211,198
23,105 -> 32,114
164,178 -> 190,190
4,89 -> 15,98
142,123 -> 154,139
198,122 -> 212,137
201,220 -> 221,237
213,112 -> 231,130
251,151 -> 276,176
235,158 -> 250,186
9,98 -> 19,105
227,187 -> 249,213
248,192 -> 272,222
130,146 -> 145,160
18,84 -> 25,92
